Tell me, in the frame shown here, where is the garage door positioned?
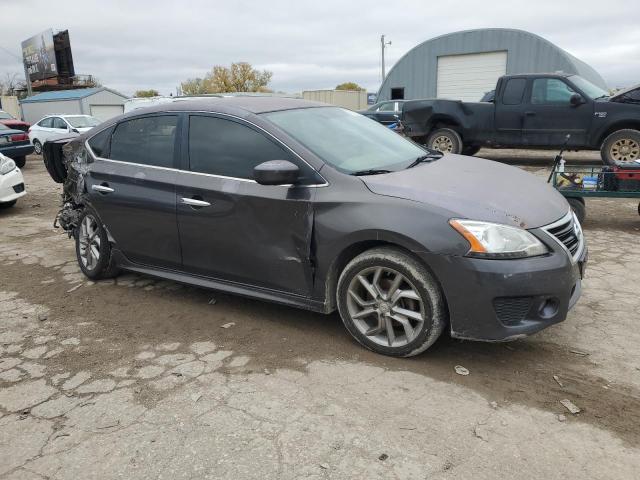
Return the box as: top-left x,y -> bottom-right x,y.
436,51 -> 507,102
90,104 -> 124,122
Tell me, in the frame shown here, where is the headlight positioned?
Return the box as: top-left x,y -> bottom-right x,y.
0,155 -> 16,175
449,219 -> 548,259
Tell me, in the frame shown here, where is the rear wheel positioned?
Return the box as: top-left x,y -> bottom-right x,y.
601,129 -> 640,165
75,209 -> 119,280
567,197 -> 586,224
14,156 -> 26,168
33,139 -> 42,155
337,247 -> 446,357
426,128 -> 463,154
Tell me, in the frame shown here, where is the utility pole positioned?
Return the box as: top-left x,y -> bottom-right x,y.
23,62 -> 33,97
381,35 -> 391,81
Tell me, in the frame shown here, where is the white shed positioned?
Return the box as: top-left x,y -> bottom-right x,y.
20,87 -> 128,124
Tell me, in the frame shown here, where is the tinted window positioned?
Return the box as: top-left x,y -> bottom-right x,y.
502,79 -> 526,105
531,79 -> 575,104
88,127 -> 114,158
52,117 -> 67,129
39,118 -> 53,128
109,115 -> 177,168
189,116 -> 302,181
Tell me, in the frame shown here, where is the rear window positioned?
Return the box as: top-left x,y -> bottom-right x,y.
109,115 -> 177,168
87,127 -> 114,158
502,79 -> 526,105
38,118 -> 53,128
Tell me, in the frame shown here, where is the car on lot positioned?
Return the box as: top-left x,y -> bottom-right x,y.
0,110 -> 30,132
45,97 -> 586,357
0,152 -> 26,208
358,100 -> 406,126
0,123 -> 33,168
29,114 -> 101,155
399,73 -> 640,164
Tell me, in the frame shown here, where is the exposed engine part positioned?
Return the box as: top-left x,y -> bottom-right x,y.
54,201 -> 84,237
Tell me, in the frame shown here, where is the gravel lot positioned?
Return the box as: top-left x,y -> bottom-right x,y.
1,153 -> 639,479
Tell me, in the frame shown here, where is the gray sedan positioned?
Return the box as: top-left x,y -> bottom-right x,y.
48,97 -> 586,357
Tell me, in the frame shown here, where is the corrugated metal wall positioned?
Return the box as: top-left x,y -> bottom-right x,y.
302,90 -> 368,110
377,28 -> 608,102
21,99 -> 82,124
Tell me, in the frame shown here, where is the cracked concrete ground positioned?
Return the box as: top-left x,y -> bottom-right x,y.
0,155 -> 639,479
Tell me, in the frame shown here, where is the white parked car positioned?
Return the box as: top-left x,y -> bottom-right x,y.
28,115 -> 101,155
0,152 -> 26,208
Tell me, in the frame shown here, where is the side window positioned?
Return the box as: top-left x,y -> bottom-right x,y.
39,118 -> 53,128
189,115 -> 313,182
110,115 -> 177,168
531,79 -> 575,105
502,79 -> 526,105
378,102 -> 395,112
52,117 -> 68,130
87,127 -> 114,158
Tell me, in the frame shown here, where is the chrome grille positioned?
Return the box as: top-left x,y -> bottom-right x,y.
543,211 -> 584,261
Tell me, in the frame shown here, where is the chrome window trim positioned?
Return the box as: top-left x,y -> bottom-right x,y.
84,110 -> 329,188
540,209 -> 585,263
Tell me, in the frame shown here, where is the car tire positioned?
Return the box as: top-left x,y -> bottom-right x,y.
75,208 -> 120,280
426,128 -> 463,154
14,156 -> 26,169
0,200 -> 17,209
567,197 -> 586,225
601,129 -> 640,165
33,139 -> 42,155
461,145 -> 481,156
337,247 -> 446,357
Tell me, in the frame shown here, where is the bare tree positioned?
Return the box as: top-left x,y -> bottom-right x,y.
0,73 -> 25,96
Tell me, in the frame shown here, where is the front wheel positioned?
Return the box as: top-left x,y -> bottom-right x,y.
461,145 -> 481,156
337,247 -> 446,357
601,129 -> 640,165
75,209 -> 119,280
0,200 -> 17,209
426,128 -> 463,154
33,139 -> 42,155
14,156 -> 26,169
567,197 -> 586,225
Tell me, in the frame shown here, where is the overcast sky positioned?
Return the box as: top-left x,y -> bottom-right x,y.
1,0 -> 638,96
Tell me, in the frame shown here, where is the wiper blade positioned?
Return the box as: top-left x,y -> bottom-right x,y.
350,169 -> 393,176
405,153 -> 441,169
594,94 -> 609,100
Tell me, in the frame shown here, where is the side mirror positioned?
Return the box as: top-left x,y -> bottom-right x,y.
253,160 -> 299,186
570,93 -> 584,106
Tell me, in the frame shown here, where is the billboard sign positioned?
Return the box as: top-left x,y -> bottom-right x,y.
21,29 -> 57,82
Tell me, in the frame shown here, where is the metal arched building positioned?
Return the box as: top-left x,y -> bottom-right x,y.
377,28 -> 606,103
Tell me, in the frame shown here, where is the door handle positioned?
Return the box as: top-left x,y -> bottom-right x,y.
92,184 -> 114,194
181,197 -> 211,208
524,111 -> 536,116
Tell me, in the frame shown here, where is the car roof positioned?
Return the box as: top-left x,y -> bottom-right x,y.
124,96 -> 328,117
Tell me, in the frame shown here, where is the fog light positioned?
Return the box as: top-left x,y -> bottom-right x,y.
539,298 -> 559,319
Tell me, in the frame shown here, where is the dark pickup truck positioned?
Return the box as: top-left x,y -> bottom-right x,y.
399,73 -> 640,164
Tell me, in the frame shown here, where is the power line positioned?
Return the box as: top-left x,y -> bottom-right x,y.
0,45 -> 21,61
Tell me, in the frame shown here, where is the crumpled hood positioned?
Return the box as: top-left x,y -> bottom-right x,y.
361,154 -> 568,229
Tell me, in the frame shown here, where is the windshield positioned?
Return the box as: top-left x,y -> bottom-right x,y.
264,107 -> 427,174
0,124 -> 8,130
66,116 -> 101,128
569,76 -> 609,99
0,112 -> 14,120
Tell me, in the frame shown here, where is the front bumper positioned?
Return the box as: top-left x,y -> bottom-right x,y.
0,167 -> 27,203
0,144 -> 35,159
418,242 -> 586,342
